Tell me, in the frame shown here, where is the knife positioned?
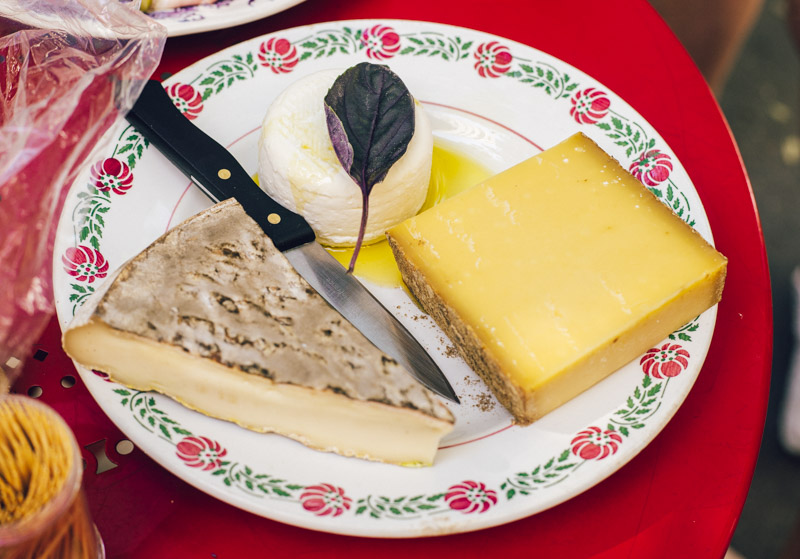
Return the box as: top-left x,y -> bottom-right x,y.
126,80 -> 459,404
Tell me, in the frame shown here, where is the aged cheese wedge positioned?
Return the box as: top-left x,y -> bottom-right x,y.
63,199 -> 453,466
387,132 -> 727,425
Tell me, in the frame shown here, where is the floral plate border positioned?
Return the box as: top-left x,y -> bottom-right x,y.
53,20 -> 718,536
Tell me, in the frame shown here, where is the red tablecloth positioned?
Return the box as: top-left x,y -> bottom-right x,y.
14,0 -> 771,557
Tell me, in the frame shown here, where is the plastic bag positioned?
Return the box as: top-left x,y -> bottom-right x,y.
0,0 -> 166,390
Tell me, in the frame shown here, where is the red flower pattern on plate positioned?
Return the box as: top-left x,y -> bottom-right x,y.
62,246 -> 109,283
300,483 -> 352,517
474,41 -> 513,78
92,370 -> 112,382
361,25 -> 401,60
569,87 -> 611,124
257,37 -> 299,74
166,83 -> 203,120
445,480 -> 498,513
629,149 -> 673,186
90,157 -> 133,195
571,426 -> 623,460
176,436 -> 227,471
640,343 -> 690,378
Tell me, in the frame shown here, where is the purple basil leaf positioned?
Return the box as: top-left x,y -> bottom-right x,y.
325,104 -> 354,172
324,63 -> 415,272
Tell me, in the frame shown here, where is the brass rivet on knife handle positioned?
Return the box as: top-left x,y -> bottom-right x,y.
218,168 -> 231,180
268,213 -> 281,225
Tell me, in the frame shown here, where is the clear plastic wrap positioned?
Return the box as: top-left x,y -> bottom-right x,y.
0,0 -> 166,390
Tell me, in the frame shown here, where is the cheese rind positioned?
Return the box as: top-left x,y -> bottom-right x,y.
63,199 -> 453,465
387,132 -> 727,425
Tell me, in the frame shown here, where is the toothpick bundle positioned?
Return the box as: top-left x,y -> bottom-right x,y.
0,396 -> 101,558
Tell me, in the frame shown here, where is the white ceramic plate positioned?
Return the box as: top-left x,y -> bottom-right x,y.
53,20 -> 718,537
144,0 -> 305,36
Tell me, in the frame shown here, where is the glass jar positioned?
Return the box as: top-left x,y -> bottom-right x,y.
0,395 -> 104,558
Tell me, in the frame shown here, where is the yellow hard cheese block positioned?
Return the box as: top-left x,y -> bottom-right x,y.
386,132 -> 727,425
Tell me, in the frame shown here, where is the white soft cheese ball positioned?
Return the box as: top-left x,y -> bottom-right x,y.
257,68 -> 433,247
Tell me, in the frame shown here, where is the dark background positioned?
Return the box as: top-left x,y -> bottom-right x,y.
697,0 -> 800,557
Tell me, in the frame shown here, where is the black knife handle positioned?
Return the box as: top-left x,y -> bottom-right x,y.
126,80 -> 316,251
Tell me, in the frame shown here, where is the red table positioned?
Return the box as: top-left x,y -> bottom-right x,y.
13,0 -> 771,557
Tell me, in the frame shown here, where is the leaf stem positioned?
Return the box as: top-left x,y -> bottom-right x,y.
347,191 -> 370,273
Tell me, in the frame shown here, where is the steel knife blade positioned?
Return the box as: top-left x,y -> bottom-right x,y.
125,80 -> 459,403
